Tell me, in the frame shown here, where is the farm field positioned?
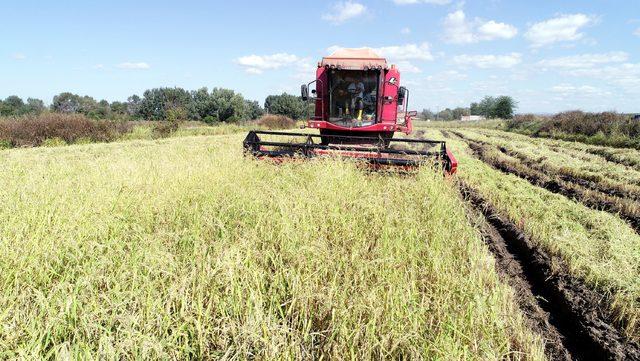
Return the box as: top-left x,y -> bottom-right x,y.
1,126 -> 639,359
0,133 -> 544,359
431,126 -> 640,357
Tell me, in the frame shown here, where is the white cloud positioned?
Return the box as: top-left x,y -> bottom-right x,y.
538,52 -> 629,69
117,62 -> 150,69
236,53 -> 300,74
373,43 -> 433,61
327,43 -> 434,61
393,0 -> 452,4
444,11 -> 474,44
525,14 -> 594,47
322,1 -> 367,25
245,68 -> 263,75
477,21 -> 518,40
635,27 -> 640,37
426,70 -> 467,82
401,27 -> 411,34
453,53 -> 522,68
565,63 -> 640,91
292,60 -> 316,81
11,53 -> 26,60
444,10 -> 517,44
93,64 -> 105,69
396,61 -> 422,73
551,84 -> 601,94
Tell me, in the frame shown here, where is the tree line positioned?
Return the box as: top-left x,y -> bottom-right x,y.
421,95 -> 517,121
0,88 -> 309,123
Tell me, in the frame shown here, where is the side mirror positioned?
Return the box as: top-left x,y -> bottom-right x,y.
408,110 -> 417,117
301,84 -> 309,101
398,87 -> 406,106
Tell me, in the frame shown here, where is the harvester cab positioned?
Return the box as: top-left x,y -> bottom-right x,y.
243,48 -> 458,174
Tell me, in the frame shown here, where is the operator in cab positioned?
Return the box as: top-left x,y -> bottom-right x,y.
347,77 -> 365,121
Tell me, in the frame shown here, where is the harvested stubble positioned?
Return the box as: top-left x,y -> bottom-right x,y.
455,129 -> 640,200
0,134 -> 544,359
440,131 -> 640,342
470,128 -> 640,171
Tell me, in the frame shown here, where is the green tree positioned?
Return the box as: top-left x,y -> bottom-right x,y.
52,92 -> 82,113
189,87 -> 212,121
452,107 -> 470,120
209,88 -> 246,122
0,96 -> 26,116
264,93 -> 306,119
110,101 -> 128,116
492,96 -> 517,119
138,87 -> 192,120
244,99 -> 264,120
25,98 -> 45,114
86,99 -> 111,119
437,108 -> 454,121
470,102 -> 480,115
421,109 -> 435,120
478,96 -> 497,118
127,95 -> 142,118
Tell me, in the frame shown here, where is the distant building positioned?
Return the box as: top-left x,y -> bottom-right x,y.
460,115 -> 486,122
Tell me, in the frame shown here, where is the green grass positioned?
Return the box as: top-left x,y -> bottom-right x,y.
0,134 -> 544,359
437,130 -> 640,340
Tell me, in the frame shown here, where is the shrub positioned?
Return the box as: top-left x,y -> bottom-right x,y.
256,115 -> 296,130
41,137 -> 68,147
0,113 -> 133,148
152,121 -> 180,137
499,111 -> 639,148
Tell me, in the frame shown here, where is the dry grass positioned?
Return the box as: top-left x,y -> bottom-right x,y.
256,114 -> 296,130
0,113 -> 133,147
0,132 -> 545,359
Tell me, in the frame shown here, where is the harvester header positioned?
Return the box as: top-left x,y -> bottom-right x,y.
243,48 -> 458,174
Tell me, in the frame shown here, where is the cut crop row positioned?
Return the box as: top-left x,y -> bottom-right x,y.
471,128 -> 640,170
454,129 -> 640,201
439,130 -> 640,346
456,134 -> 640,233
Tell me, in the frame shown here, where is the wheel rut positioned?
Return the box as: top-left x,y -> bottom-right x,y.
459,183 -> 640,360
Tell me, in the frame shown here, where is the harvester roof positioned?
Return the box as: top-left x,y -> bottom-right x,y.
320,48 -> 387,70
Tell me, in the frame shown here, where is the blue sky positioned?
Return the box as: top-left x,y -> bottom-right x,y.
1,0 -> 639,113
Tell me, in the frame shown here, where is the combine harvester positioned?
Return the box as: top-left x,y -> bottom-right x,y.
243,48 -> 457,174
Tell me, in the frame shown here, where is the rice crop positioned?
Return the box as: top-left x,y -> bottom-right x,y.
0,134 -> 544,359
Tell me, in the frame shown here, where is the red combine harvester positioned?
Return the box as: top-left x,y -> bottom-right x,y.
243,48 -> 457,174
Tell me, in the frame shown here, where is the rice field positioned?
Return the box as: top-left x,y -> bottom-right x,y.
1,125 -> 639,359
0,134 -> 544,359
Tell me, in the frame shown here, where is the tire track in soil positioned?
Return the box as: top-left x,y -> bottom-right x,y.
469,207 -> 572,360
459,183 -> 640,361
452,131 -> 640,234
